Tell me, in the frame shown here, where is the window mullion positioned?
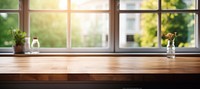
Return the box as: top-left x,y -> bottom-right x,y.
67,0 -> 71,49
198,0 -> 200,48
20,0 -> 26,32
158,0 -> 161,48
110,0 -> 116,52
23,0 -> 29,36
115,0 -> 120,52
19,0 -> 23,31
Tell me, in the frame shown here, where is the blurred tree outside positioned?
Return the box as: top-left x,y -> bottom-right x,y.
30,13 -> 67,48
135,0 -> 195,47
86,17 -> 103,47
30,0 -> 105,48
71,15 -> 82,47
30,0 -> 67,48
71,13 -> 106,48
0,0 -> 18,9
0,0 -> 19,47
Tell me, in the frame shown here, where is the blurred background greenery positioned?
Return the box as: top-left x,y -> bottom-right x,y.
138,0 -> 195,48
0,0 -> 19,47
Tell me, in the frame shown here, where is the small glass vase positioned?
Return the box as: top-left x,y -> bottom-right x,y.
31,37 -> 40,54
167,40 -> 175,59
24,37 -> 31,54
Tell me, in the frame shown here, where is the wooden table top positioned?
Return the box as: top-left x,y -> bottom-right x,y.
0,56 -> 200,74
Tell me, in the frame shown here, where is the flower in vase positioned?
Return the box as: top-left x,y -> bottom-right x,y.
165,32 -> 177,41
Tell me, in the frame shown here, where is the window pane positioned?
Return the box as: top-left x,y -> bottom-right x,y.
120,0 -> 158,10
0,13 -> 19,47
161,13 -> 196,48
71,0 -> 109,10
30,0 -> 67,10
120,13 -> 158,48
71,13 -> 109,48
0,0 -> 19,10
30,13 -> 67,48
162,0 -> 196,10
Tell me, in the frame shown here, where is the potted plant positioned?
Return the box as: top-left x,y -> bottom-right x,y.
12,29 -> 26,54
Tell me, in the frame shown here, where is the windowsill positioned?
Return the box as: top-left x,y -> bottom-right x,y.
0,53 -> 200,57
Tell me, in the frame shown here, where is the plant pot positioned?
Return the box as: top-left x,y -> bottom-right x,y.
13,45 -> 24,54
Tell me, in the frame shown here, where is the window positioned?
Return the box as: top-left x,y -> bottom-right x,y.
29,0 -> 68,48
28,0 -> 110,52
117,0 -> 199,53
30,13 -> 67,48
161,13 -> 196,48
0,0 -> 200,53
120,13 -> 158,48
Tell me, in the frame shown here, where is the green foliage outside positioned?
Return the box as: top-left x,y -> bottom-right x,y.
136,0 -> 195,47
0,0 -> 19,47
71,14 -> 105,48
29,0 -> 67,48
30,13 -> 67,48
30,0 -> 64,10
0,0 -> 18,9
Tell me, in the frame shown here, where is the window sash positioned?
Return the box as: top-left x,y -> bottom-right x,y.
25,0 -> 113,53
116,0 -> 200,53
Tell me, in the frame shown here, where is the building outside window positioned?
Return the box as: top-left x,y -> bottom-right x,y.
126,3 -> 136,10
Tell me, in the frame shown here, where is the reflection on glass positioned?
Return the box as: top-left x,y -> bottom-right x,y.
30,0 -> 67,10
161,13 -> 195,47
0,0 -> 19,10
120,13 -> 158,48
30,13 -> 67,48
71,13 -> 109,48
0,13 -> 19,47
120,0 -> 158,10
162,0 -> 196,10
71,0 -> 109,10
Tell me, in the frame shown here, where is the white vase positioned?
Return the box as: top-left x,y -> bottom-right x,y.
24,37 -> 31,54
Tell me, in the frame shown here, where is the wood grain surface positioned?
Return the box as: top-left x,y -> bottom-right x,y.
0,56 -> 200,81
0,57 -> 200,74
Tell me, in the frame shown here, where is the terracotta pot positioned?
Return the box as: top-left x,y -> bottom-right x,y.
13,45 -> 24,54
